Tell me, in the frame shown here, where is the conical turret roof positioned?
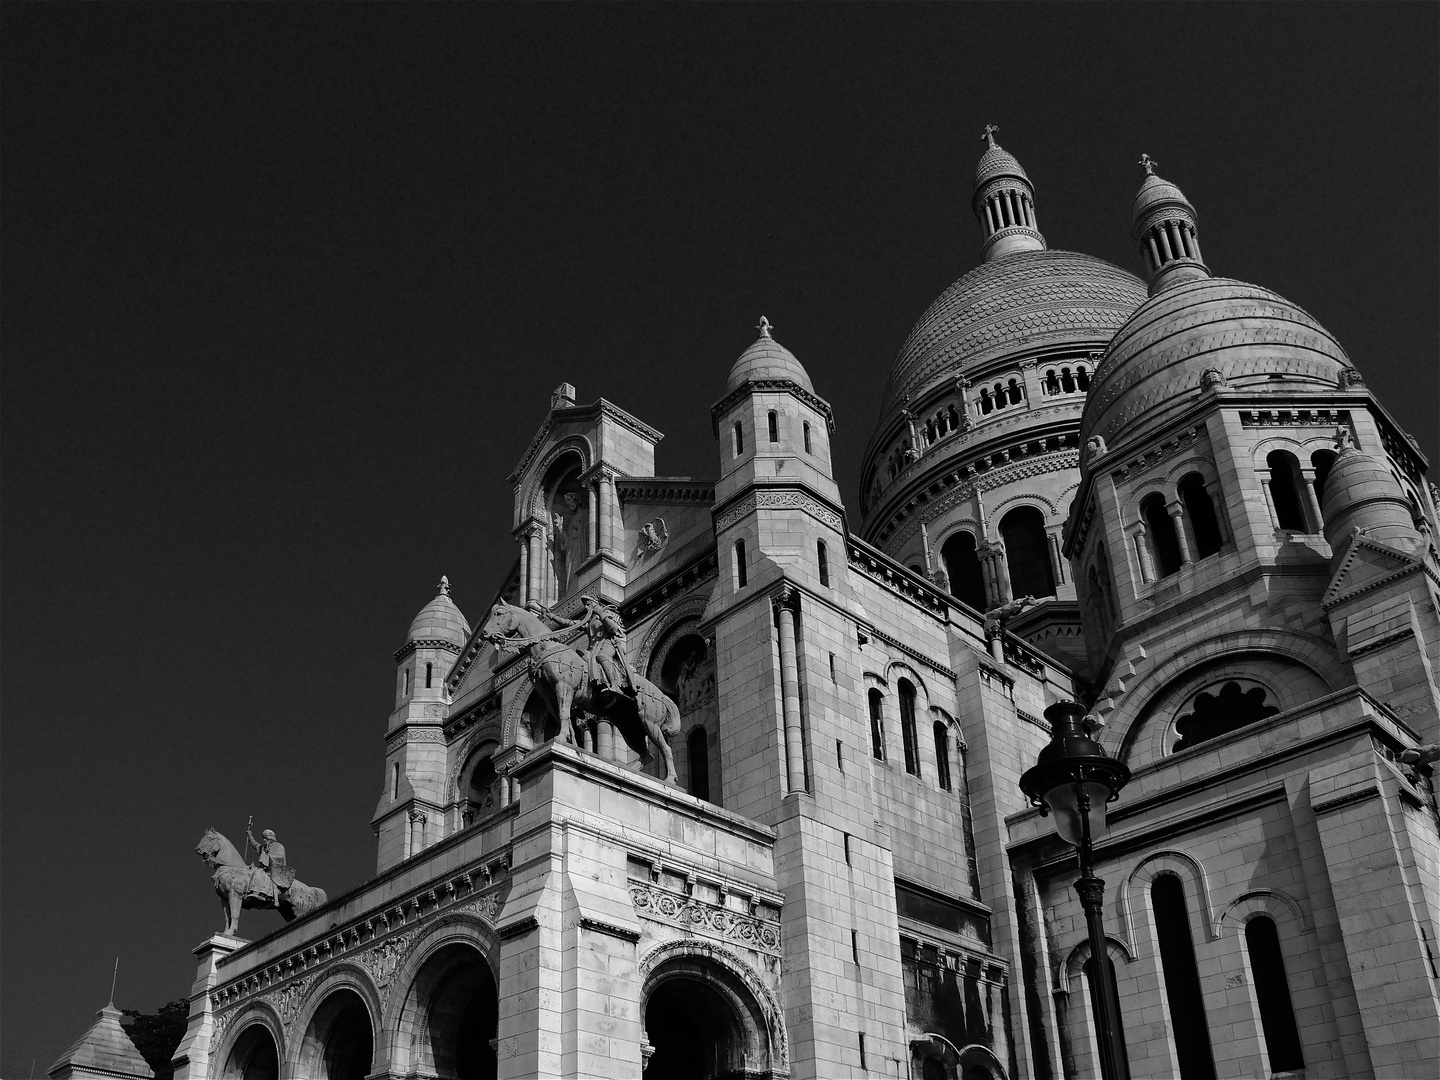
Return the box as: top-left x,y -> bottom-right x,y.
406,576 -> 471,647
48,1003 -> 155,1079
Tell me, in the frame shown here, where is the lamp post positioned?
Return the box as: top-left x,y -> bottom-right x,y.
1019,700 -> 1131,1080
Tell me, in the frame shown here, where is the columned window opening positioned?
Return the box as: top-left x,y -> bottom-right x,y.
733,540 -> 748,589
1000,506 -> 1057,598
1311,449 -> 1337,515
803,422 -> 812,453
1140,493 -> 1183,576
817,540 -> 830,586
1007,378 -> 1023,405
687,728 -> 710,802
1076,364 -> 1091,390
1061,367 -> 1076,393
947,404 -> 959,429
767,411 -> 778,443
1044,369 -> 1060,394
1152,874 -> 1216,1080
980,388 -> 993,414
221,1024 -> 280,1080
1266,450 -> 1309,530
733,421 -> 744,456
898,679 -> 920,776
992,382 -> 1006,408
868,689 -> 885,760
1178,473 -> 1223,558
933,721 -> 952,791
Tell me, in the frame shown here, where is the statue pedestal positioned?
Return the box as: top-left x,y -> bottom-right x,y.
171,934 -> 249,1079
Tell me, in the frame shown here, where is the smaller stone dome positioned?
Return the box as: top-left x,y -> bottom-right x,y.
1321,445 -> 1421,563
1132,172 -> 1192,223
726,317 -> 813,393
974,142 -> 1029,193
407,576 -> 471,647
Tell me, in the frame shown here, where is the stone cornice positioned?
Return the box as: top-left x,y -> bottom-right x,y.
392,639 -> 464,663
845,535 -> 952,621
506,398 -> 664,485
710,379 -> 837,435
712,484 -> 848,536
615,478 -> 716,504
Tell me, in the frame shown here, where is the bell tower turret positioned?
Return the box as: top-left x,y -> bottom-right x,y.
973,125 -> 1046,261
1132,154 -> 1210,294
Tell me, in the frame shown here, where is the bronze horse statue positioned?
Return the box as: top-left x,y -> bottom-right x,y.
482,601 -> 681,783
196,828 -> 327,936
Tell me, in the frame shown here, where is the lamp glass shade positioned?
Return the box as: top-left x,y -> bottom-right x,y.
1043,779 -> 1112,846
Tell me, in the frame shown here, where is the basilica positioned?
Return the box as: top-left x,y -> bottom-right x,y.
52,134 -> 1440,1080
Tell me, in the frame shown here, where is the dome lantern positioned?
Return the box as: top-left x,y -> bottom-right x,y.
973,126 -> 1046,262
1132,155 -> 1209,294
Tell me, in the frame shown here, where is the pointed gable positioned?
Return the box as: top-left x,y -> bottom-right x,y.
49,1003 -> 155,1080
1322,531 -> 1426,609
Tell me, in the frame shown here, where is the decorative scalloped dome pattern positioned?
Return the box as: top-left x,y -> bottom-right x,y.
878,251 -> 1147,422
974,144 -> 1029,193
1081,277 -> 1351,449
407,591 -> 471,647
1132,173 -> 1190,221
727,336 -> 814,394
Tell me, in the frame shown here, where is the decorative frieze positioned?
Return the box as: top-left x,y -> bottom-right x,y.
714,488 -> 844,534
629,882 -> 781,954
1108,425 -> 1203,482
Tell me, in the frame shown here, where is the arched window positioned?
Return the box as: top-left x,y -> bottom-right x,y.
933,721 -> 951,791
767,411 -> 779,443
867,689 -> 885,760
898,679 -> 920,776
401,668 -> 410,696
993,382 -> 1006,408
733,540 -> 748,589
392,761 -> 400,800
1152,875 -> 1216,1080
1311,449 -> 1336,518
1044,369 -> 1060,395
803,422 -> 812,454
1083,953 -> 1130,1080
425,662 -> 433,689
733,421 -> 744,457
980,388 -> 993,414
941,531 -> 987,611
1007,378 -> 1023,405
1266,451 -> 1308,531
1000,506 -> 1057,599
1173,680 -> 1279,751
1076,365 -> 1091,391
1178,473 -> 1223,558
947,404 -> 959,430
1140,493 -> 1182,577
1061,367 -> 1076,393
688,727 -> 711,802
817,540 -> 830,586
1245,916 -> 1304,1073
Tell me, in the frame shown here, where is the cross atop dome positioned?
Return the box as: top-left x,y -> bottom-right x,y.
438,575 -> 451,596
1139,153 -> 1157,176
982,123 -> 1000,149
756,316 -> 773,339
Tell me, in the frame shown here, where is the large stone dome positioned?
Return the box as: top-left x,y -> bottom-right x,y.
877,250 -> 1147,421
1080,277 -> 1352,452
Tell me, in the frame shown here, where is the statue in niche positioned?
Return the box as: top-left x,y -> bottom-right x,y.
672,641 -> 716,715
550,490 -> 588,595
639,518 -> 668,554
195,824 -> 327,936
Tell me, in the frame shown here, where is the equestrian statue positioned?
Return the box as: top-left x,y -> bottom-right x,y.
195,822 -> 328,936
481,596 -> 682,783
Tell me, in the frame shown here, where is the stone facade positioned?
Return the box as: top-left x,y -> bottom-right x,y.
87,139 -> 1438,1080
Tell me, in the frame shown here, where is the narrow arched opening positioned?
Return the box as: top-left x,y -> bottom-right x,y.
643,957 -> 775,1080
1140,493 -> 1182,577
1178,473 -> 1223,558
221,1023 -> 279,1080
898,679 -> 920,776
933,720 -> 952,791
868,688 -> 886,761
1152,875 -> 1215,1080
1266,450 -> 1309,531
1082,953 -> 1130,1080
1245,916 -> 1304,1073
297,988 -> 374,1080
999,506 -> 1057,598
687,727 -> 711,802
1310,449 -> 1337,522
941,531 -> 987,612
400,942 -> 499,1080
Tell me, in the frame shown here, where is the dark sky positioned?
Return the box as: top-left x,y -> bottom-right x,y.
2,3 -> 1435,1069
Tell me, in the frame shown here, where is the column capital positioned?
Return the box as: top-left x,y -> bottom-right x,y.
770,584 -> 798,615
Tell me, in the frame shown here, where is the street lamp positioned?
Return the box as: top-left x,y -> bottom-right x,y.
1019,700 -> 1131,1080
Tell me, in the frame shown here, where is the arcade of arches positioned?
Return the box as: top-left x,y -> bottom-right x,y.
642,954 -> 778,1080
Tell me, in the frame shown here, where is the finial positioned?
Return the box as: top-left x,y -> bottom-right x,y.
756,316 -> 772,339
439,575 -> 451,596
981,123 -> 1000,149
1334,427 -> 1357,453
1139,153 -> 1157,177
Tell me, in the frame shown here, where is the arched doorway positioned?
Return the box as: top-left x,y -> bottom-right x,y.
399,942 -> 499,1080
297,987 -> 374,1080
221,1022 -> 279,1080
643,954 -> 777,1079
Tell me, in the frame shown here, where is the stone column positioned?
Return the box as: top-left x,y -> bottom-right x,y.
408,807 -> 427,858
518,538 -> 530,604
774,592 -> 807,794
1132,524 -> 1156,583
587,484 -> 599,557
1299,469 -> 1324,532
1167,501 -> 1193,564
526,530 -> 542,604
1206,480 -> 1231,542
600,469 -> 619,554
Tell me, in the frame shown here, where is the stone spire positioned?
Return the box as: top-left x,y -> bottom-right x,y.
48,1002 -> 155,1079
1131,155 -> 1210,294
972,125 -> 1046,262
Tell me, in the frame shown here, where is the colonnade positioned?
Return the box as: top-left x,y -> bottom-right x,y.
517,467 -> 621,606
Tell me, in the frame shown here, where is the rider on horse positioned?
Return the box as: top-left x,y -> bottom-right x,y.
245,825 -> 295,904
558,595 -> 636,701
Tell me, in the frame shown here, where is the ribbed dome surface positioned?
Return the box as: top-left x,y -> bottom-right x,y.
1321,446 -> 1421,560
407,587 -> 470,647
974,144 -> 1029,192
878,250 -> 1147,421
727,335 -> 814,393
1081,277 -> 1351,450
